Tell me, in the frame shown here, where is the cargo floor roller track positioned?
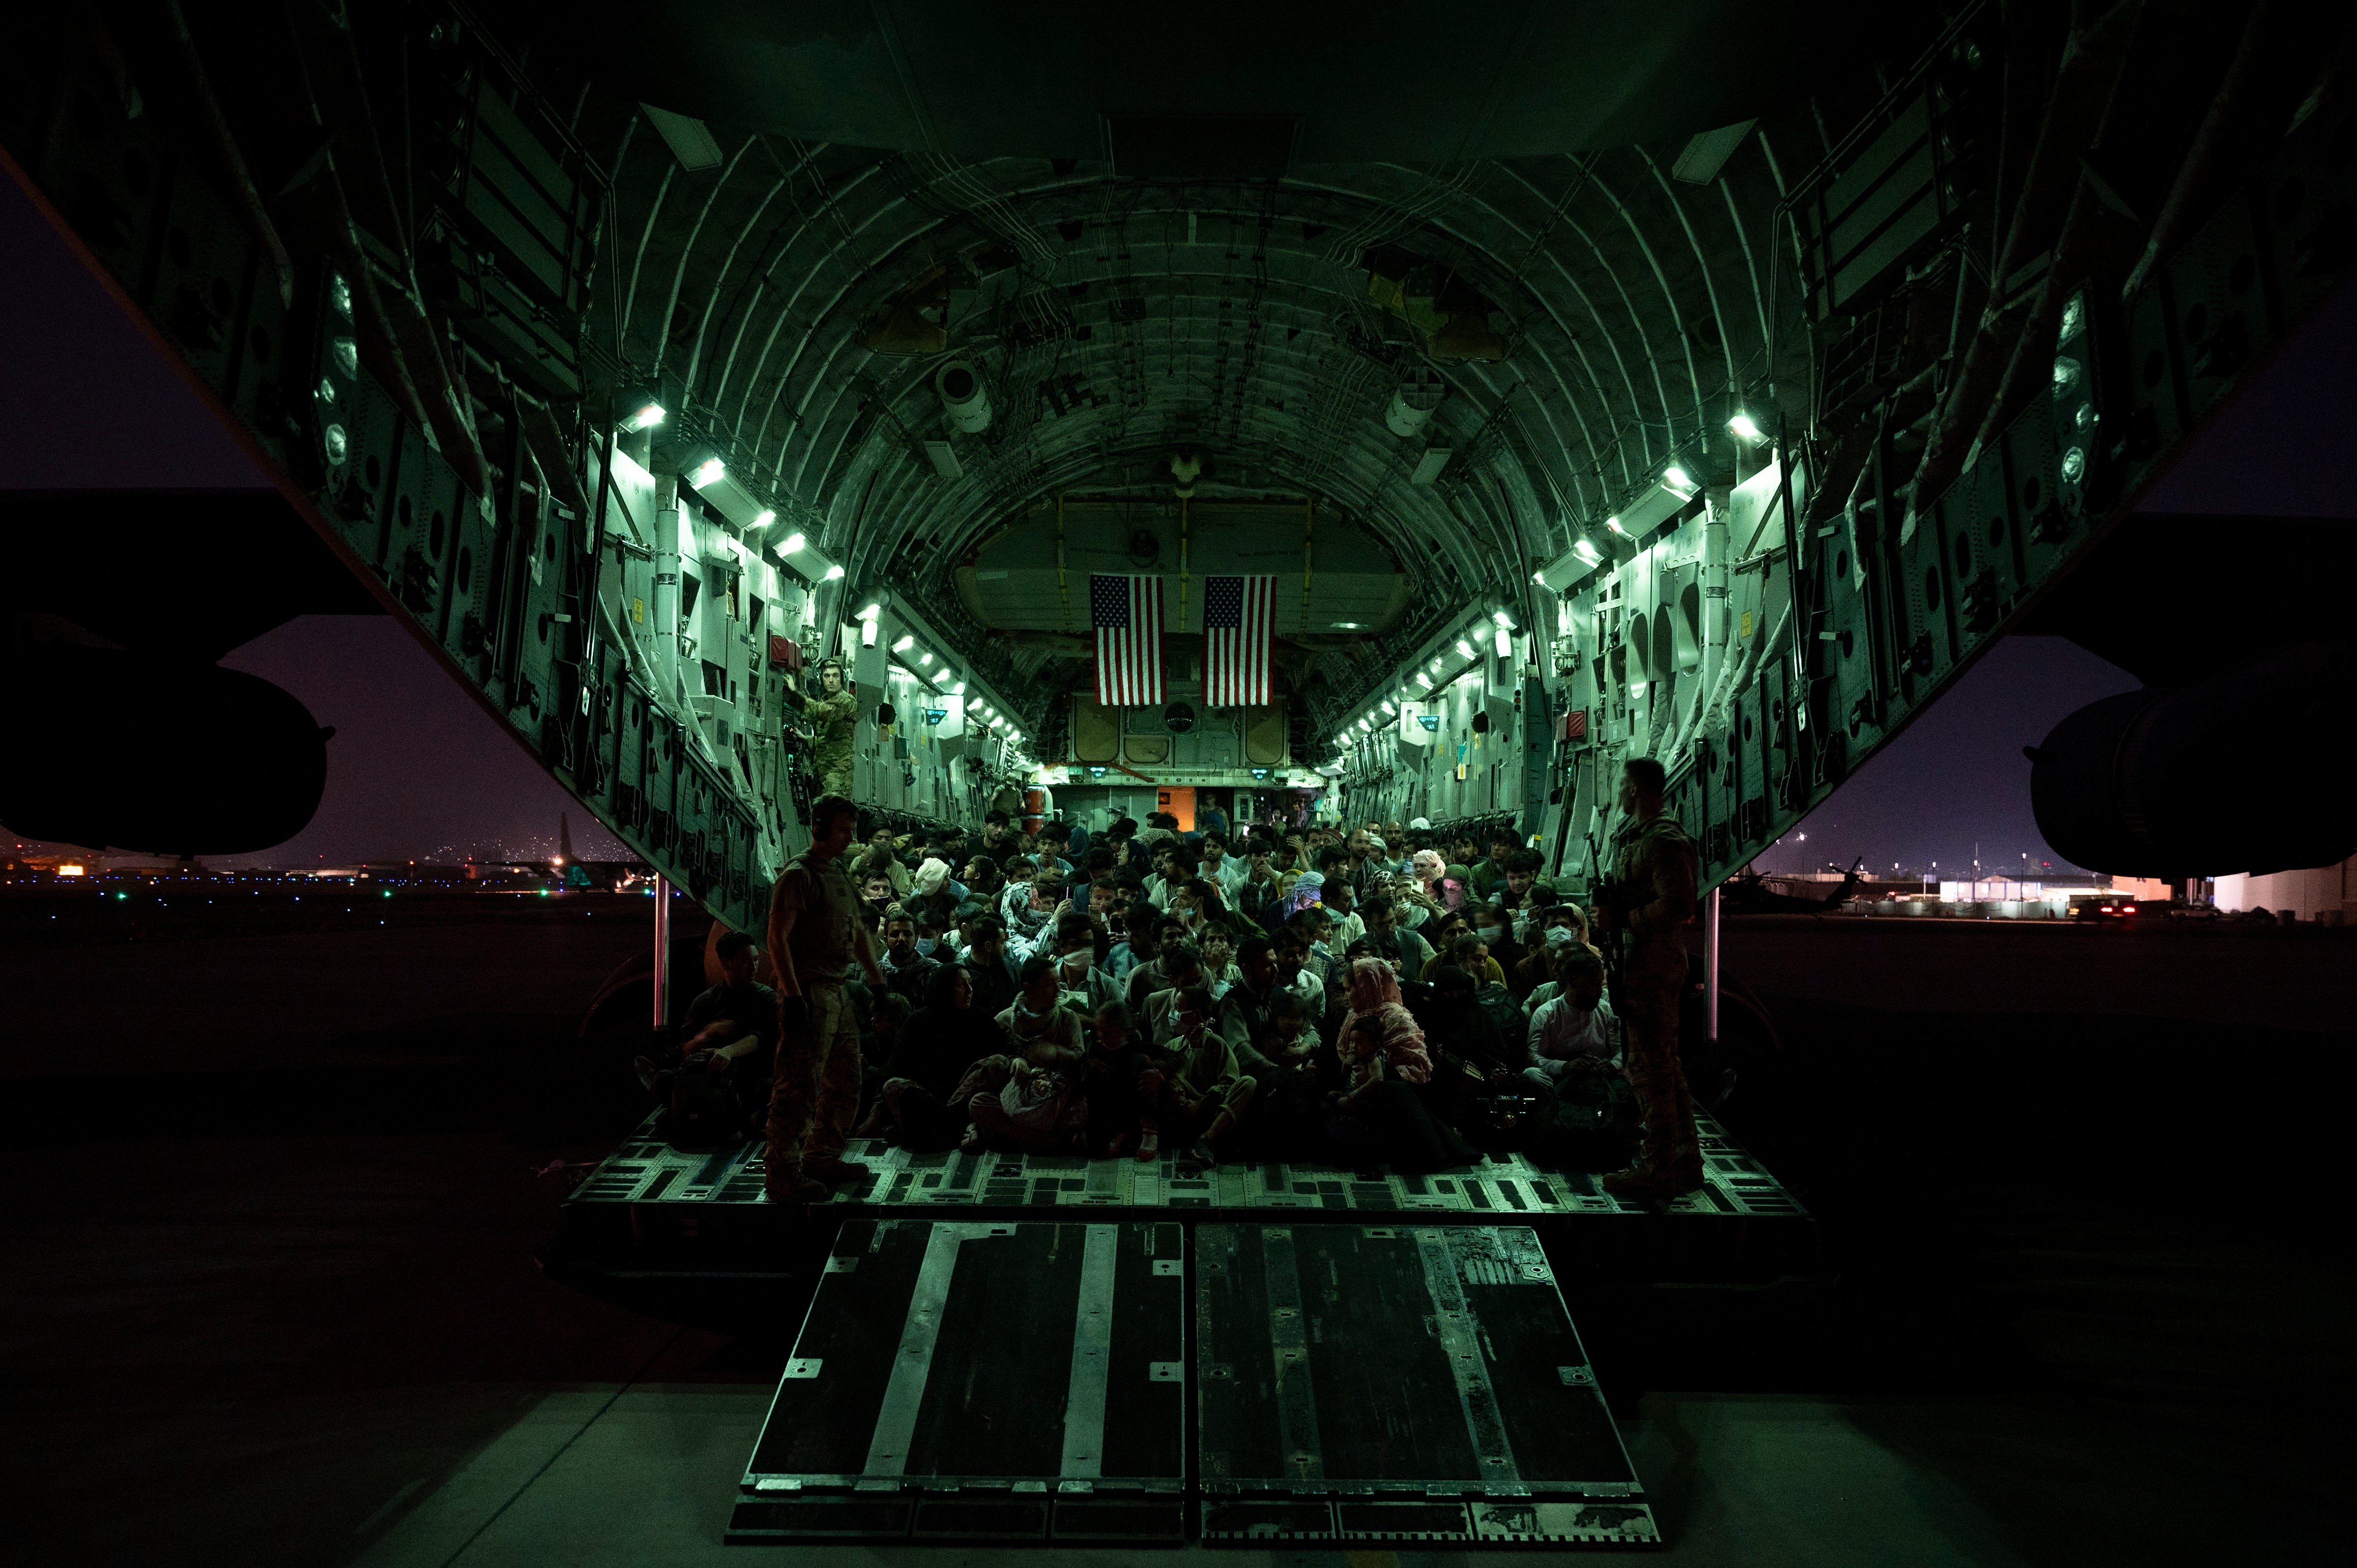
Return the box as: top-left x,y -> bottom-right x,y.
727,1218 -> 1658,1549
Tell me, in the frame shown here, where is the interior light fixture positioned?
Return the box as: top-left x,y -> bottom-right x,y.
622,400 -> 665,432
860,619 -> 879,647
1575,538 -> 1602,562
823,564 -> 845,580
1727,411 -> 1766,445
949,681 -> 966,695
780,531 -> 807,554
1428,658 -> 1444,675
856,603 -> 881,620
917,650 -> 933,666
1416,671 -> 1435,690
688,457 -> 726,489
1494,626 -> 1511,657
1663,464 -> 1693,491
752,508 -> 777,529
1491,609 -> 1515,629
1454,639 -> 1476,660
891,634 -> 915,653
1381,700 -> 1397,716
1604,516 -> 1628,535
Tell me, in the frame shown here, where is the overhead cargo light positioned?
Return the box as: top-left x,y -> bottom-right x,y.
687,457 -> 727,489
950,681 -> 966,695
924,440 -> 964,480
780,531 -> 807,554
621,398 -> 665,433
1671,119 -> 1756,185
856,603 -> 881,620
1381,700 -> 1397,716
891,635 -> 915,653
1727,411 -> 1767,446
1410,447 -> 1452,486
1535,535 -> 1606,592
1491,609 -> 1515,629
1454,639 -> 1476,660
823,564 -> 845,580
917,651 -> 933,666
642,104 -> 725,171
1428,658 -> 1444,675
1663,464 -> 1695,493
751,508 -> 777,529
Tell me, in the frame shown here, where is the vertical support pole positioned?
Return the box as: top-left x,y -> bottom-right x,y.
1703,883 -> 1721,1042
652,873 -> 673,1029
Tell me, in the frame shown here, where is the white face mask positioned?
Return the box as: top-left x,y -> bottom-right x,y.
914,937 -> 937,957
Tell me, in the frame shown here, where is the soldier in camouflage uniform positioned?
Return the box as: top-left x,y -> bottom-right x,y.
764,793 -> 889,1203
1596,756 -> 1703,1201
806,659 -> 858,799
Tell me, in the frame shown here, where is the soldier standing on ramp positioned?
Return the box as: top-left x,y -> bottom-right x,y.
806,659 -> 857,798
764,793 -> 889,1204
1595,756 -> 1703,1201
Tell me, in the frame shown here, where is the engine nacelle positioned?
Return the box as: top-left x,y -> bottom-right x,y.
0,646 -> 331,855
2026,643 -> 2354,878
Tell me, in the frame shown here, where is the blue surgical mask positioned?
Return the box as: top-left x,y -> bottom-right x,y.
915,937 -> 937,957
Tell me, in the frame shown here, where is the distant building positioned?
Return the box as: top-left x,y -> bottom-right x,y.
2213,854 -> 2357,922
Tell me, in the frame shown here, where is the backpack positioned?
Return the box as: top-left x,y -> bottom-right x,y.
660,1051 -> 744,1149
1527,1071 -> 1641,1172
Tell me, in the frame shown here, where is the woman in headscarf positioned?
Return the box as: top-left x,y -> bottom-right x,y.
875,964 -> 1003,1152
905,856 -> 962,933
1323,958 -> 1473,1173
1397,847 -> 1460,932
1261,866 -> 1326,936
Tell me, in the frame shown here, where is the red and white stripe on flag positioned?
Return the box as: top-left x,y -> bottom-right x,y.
1091,574 -> 1165,707
1203,574 -> 1275,708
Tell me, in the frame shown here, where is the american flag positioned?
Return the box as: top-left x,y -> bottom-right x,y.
1202,575 -> 1275,707
1091,574 -> 1165,706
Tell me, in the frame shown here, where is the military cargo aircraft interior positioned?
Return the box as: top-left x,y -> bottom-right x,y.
3,1 -> 2353,1562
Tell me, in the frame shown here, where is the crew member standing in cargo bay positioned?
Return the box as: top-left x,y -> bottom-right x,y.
764,793 -> 889,1204
1596,757 -> 1704,1201
806,659 -> 857,798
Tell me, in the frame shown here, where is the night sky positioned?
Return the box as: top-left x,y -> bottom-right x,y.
3,173 -> 2349,871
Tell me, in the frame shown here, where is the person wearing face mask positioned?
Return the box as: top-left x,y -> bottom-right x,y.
1049,912 -> 1123,1016
909,910 -> 946,965
1472,902 -> 1522,981
874,910 -> 939,1006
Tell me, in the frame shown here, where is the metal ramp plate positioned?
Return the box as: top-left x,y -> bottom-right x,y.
1194,1223 -> 1659,1549
727,1219 -> 1186,1545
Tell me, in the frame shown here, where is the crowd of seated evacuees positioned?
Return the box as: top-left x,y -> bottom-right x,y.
644,808 -> 1623,1174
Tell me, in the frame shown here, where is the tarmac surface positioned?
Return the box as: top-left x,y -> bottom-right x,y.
1,906 -> 2346,1565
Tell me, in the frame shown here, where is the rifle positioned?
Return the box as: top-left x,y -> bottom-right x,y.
1586,830 -> 1626,992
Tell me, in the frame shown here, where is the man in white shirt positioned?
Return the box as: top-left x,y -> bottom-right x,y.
1198,832 -> 1247,897
1525,947 -> 1617,1089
